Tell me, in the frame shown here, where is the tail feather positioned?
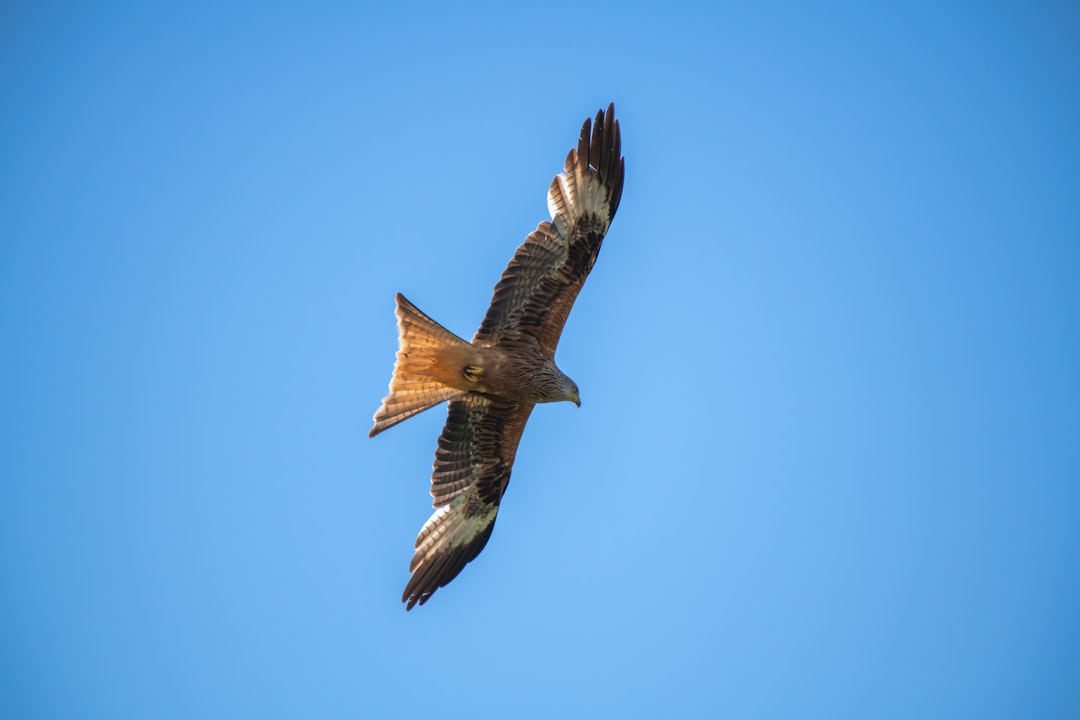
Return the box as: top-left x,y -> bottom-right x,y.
369,294 -> 469,437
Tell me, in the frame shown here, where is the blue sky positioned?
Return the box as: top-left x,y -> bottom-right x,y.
2,1 -> 1078,718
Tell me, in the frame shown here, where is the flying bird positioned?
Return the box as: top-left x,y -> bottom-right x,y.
369,104 -> 624,609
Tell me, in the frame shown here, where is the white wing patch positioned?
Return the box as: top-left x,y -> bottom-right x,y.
410,489 -> 498,573
546,157 -> 612,239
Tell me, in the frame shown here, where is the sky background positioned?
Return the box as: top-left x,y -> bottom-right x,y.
2,1 -> 1079,718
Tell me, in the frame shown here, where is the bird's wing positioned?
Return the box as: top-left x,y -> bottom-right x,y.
402,394 -> 534,610
473,103 -> 624,354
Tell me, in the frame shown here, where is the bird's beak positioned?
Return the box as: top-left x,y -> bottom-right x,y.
572,392 -> 581,408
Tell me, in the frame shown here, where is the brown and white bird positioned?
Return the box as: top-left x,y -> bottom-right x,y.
370,104 -> 624,609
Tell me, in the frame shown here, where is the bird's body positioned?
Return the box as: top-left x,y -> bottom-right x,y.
369,104 -> 624,609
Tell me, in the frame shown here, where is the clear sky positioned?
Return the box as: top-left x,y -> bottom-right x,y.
2,1 -> 1078,718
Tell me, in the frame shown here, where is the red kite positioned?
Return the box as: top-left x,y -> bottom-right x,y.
370,104 -> 624,609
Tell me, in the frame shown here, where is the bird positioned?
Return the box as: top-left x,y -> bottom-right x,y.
369,104 -> 624,609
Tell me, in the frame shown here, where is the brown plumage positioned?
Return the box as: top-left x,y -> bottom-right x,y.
369,104 -> 625,609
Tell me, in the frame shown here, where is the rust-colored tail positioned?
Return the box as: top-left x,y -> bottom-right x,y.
369,293 -> 469,438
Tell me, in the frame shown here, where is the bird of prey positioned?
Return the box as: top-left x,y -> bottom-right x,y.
369,104 -> 624,609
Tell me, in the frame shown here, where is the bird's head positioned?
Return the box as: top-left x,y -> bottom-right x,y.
556,367 -> 581,407
535,362 -> 581,407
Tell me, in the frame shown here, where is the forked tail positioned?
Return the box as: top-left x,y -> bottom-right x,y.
369,293 -> 470,437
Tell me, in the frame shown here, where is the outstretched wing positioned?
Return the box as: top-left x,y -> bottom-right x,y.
474,103 -> 624,353
402,394 -> 534,610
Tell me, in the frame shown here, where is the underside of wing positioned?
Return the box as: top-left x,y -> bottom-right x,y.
402,394 -> 534,610
474,103 -> 625,352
